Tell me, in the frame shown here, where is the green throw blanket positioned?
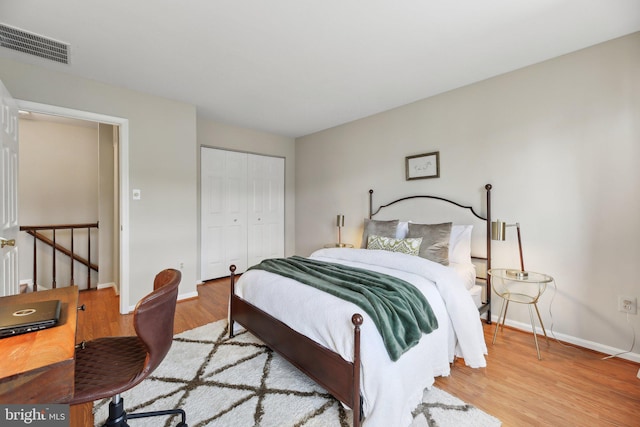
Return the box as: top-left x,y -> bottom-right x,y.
248,256 -> 438,361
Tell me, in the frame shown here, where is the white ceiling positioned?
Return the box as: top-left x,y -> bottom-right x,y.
1,1 -> 639,137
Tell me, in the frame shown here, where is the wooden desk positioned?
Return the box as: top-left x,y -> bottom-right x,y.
0,286 -> 78,403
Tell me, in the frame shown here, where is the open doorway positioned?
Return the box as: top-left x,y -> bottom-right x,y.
18,112 -> 116,292
15,100 -> 131,313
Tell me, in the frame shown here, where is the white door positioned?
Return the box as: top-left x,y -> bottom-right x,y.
201,148 -> 248,280
0,80 -> 19,297
247,154 -> 284,267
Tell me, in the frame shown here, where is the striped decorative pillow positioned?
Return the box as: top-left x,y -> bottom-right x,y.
367,235 -> 423,256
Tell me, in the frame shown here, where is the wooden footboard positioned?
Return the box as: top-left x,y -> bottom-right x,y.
229,265 -> 363,427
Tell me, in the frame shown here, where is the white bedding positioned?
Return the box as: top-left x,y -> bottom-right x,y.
469,284 -> 483,307
233,248 -> 487,427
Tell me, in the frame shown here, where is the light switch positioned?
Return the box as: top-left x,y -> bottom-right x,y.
132,189 -> 141,200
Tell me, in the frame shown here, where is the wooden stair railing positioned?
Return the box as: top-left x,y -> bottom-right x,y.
19,223 -> 99,291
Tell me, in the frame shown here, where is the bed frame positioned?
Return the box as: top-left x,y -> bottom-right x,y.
228,184 -> 493,427
368,185 -> 493,321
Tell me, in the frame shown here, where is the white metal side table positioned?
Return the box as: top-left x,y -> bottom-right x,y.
489,268 -> 553,360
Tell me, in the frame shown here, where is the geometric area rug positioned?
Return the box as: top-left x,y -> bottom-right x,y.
94,320 -> 501,427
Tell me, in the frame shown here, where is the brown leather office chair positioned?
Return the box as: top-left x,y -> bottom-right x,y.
70,269 -> 187,427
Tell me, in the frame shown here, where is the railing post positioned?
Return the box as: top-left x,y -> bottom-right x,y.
32,232 -> 38,292
52,229 -> 57,289
87,226 -> 91,290
70,228 -> 75,286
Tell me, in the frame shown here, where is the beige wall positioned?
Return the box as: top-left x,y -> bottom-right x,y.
1,57 -> 199,307
295,32 -> 640,360
196,118 -> 296,274
18,120 -> 99,224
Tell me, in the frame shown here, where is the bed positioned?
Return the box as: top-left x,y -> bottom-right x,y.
229,184 -> 493,427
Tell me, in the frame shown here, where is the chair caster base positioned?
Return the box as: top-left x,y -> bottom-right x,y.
102,395 -> 187,427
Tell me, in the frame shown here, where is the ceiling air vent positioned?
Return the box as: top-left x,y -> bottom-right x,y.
0,23 -> 69,64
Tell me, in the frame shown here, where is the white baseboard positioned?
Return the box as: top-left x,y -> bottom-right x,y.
178,290 -> 198,301
125,289 -> 199,314
20,281 -> 51,292
491,315 -> 640,364
20,279 -> 119,294
97,282 -> 118,295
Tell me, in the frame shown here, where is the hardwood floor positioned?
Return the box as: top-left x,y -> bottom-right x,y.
73,279 -> 639,427
436,326 -> 640,426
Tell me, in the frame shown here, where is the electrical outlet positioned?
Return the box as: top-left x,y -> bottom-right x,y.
178,261 -> 184,270
618,296 -> 637,314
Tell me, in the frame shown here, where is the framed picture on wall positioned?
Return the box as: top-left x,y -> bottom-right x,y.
405,151 -> 440,180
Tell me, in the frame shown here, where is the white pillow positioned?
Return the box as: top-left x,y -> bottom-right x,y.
450,261 -> 477,290
396,221 -> 409,239
449,225 -> 473,264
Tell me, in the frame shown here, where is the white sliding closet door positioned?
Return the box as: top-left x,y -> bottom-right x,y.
201,148 -> 248,280
201,148 -> 284,281
247,154 -> 284,267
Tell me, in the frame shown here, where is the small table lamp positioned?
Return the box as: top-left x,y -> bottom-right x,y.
491,219 -> 528,278
336,214 -> 345,246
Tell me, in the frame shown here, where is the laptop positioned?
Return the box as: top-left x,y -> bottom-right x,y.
0,299 -> 62,338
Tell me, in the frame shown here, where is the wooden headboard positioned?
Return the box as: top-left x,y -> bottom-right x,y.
368,184 -> 493,322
